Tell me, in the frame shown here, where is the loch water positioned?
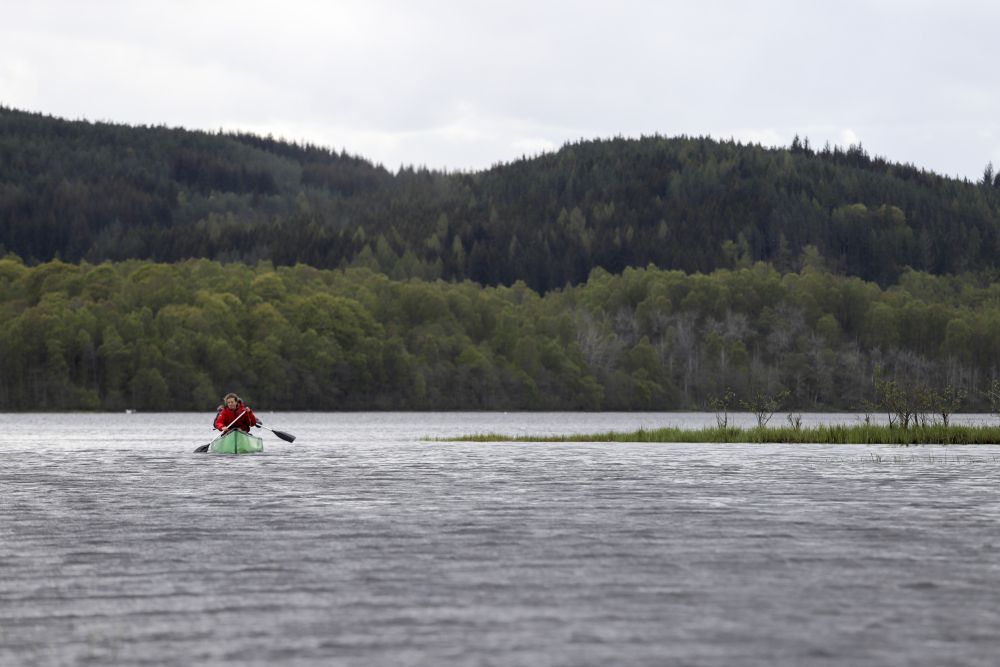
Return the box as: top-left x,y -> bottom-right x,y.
2,412 -> 1000,666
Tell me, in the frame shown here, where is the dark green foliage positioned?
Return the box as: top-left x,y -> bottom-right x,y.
3,107 -> 1000,291
2,256 -> 1000,411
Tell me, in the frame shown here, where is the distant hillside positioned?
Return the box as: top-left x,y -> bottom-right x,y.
3,106 -> 1000,290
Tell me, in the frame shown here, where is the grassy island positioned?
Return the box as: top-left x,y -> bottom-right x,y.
445,424 -> 1000,445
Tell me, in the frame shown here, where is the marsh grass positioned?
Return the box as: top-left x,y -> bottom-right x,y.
445,424 -> 1000,445
859,454 -> 1000,464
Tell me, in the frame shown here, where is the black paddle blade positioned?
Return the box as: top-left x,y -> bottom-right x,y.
194,443 -> 209,453
272,429 -> 296,443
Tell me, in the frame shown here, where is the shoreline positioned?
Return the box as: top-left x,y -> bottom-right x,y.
443,423 -> 1000,445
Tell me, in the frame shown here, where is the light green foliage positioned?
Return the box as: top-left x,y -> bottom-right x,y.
1,257 -> 999,411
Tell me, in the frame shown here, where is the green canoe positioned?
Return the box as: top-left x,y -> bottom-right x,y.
208,429 -> 264,454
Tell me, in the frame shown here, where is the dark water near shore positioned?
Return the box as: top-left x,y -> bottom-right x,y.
3,412 -> 1000,666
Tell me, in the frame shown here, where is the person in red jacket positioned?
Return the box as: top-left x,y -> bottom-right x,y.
214,393 -> 260,433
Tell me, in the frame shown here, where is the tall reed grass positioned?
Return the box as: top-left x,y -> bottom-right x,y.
446,424 -> 1000,445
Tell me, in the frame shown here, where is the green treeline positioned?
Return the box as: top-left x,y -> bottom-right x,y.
3,107 -> 1000,293
2,255 -> 999,411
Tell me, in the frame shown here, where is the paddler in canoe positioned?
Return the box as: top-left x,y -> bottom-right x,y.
193,392 -> 265,454
214,392 -> 261,433
194,393 -> 294,453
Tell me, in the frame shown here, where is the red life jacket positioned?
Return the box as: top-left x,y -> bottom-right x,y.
214,402 -> 257,432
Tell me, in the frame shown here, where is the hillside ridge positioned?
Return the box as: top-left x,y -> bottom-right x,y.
3,106 -> 999,291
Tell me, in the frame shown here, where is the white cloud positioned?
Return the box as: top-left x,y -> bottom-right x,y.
2,0 -> 1000,179
511,137 -> 558,157
0,58 -> 38,107
839,129 -> 861,148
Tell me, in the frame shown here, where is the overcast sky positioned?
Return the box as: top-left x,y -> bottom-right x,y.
2,0 -> 998,180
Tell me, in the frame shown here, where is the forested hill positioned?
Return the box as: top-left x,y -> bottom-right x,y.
3,256 -> 1000,412
3,105 -> 1000,291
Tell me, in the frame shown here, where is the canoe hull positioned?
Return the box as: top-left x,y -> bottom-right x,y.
208,429 -> 264,454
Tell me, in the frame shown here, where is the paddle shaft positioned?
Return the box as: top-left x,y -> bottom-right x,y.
194,409 -> 248,453
219,409 -> 248,433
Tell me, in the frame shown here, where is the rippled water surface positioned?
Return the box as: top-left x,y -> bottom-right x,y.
3,412 -> 1000,666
